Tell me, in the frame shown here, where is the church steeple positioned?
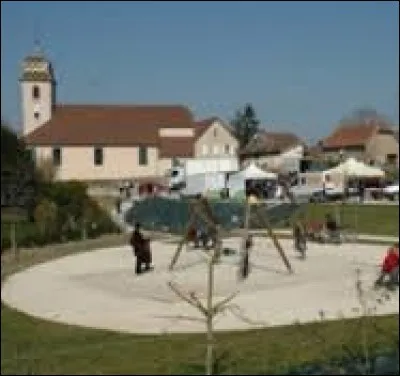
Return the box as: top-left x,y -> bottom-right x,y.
20,48 -> 56,136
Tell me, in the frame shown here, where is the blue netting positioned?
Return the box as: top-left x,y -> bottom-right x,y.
124,197 -> 303,234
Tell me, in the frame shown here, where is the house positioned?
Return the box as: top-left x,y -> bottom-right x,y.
194,117 -> 238,157
322,121 -> 399,166
20,51 -> 238,186
239,130 -> 305,172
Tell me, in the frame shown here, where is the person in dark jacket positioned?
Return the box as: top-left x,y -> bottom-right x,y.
130,223 -> 152,274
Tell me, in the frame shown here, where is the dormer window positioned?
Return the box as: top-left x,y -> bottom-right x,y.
32,85 -> 40,99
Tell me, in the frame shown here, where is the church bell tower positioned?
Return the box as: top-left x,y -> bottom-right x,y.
20,47 -> 56,136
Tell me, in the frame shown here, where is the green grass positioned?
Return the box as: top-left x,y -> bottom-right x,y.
296,203 -> 399,236
1,304 -> 398,375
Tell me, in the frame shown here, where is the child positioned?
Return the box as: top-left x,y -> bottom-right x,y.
375,243 -> 399,288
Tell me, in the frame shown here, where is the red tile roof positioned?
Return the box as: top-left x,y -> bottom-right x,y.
158,137 -> 194,158
323,122 -> 393,149
24,104 -> 194,146
194,117 -> 217,139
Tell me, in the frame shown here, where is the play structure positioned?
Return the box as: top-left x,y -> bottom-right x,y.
168,195 -> 294,277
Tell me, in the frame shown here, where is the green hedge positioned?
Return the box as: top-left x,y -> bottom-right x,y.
1,181 -> 119,251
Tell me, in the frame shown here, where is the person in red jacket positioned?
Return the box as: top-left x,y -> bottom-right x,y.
374,243 -> 399,288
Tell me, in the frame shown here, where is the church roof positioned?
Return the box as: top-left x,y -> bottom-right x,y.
23,104 -> 206,158
24,104 -> 195,147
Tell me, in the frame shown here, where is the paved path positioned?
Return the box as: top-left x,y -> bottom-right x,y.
2,238 -> 398,335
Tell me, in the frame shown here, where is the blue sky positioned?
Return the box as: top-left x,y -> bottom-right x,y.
1,1 -> 398,143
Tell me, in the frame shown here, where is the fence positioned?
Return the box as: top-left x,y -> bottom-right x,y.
124,197 -> 303,234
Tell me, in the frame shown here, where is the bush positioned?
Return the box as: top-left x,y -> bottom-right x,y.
34,198 -> 58,237
1,181 -> 119,251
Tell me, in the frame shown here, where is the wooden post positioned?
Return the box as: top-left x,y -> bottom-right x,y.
205,250 -> 215,375
11,222 -> 18,261
169,211 -> 195,270
354,204 -> 358,241
239,199 -> 251,279
82,218 -> 88,240
169,197 -> 225,270
254,206 -> 293,274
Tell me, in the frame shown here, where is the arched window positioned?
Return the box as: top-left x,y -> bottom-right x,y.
32,85 -> 40,99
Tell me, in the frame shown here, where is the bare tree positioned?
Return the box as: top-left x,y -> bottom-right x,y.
339,108 -> 393,128
168,244 -> 267,375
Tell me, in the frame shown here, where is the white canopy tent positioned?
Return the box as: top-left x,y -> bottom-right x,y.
228,163 -> 277,194
323,157 -> 385,178
322,158 -> 385,238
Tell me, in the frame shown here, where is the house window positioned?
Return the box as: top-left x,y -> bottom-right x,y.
34,111 -> 40,120
94,147 -> 103,166
202,145 -> 209,156
213,128 -> 218,137
386,154 -> 397,165
53,147 -> 61,166
224,144 -> 230,154
213,145 -> 219,155
32,85 -> 40,99
138,146 -> 148,165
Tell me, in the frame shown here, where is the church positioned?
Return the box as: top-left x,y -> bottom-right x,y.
20,51 -> 239,187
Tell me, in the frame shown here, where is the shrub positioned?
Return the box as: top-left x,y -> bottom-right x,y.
2,180 -> 119,251
34,198 -> 58,238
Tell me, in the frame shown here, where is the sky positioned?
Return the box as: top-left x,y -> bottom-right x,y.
1,1 -> 399,143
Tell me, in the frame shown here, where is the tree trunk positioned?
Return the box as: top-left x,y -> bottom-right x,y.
11,222 -> 18,261
205,253 -> 214,375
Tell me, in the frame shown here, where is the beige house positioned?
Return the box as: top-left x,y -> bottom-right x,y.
322,122 -> 399,167
194,117 -> 239,158
20,52 -> 238,185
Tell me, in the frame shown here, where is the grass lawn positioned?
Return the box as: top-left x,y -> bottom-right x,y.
1,230 -> 399,374
294,203 -> 399,236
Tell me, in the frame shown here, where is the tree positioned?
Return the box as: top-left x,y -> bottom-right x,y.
1,121 -> 38,218
230,103 -> 260,150
339,108 -> 392,128
1,120 -> 32,170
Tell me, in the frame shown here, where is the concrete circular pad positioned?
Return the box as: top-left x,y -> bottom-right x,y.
2,238 -> 398,334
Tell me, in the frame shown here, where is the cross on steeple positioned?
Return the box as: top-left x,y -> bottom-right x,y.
32,21 -> 44,57
33,37 -> 44,57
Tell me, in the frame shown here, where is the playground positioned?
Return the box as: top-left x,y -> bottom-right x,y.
2,236 -> 398,335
